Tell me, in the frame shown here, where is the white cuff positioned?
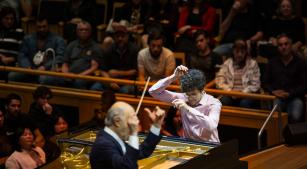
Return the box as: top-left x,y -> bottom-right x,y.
128,135 -> 139,150
150,125 -> 161,136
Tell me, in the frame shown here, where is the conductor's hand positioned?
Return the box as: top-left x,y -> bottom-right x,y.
144,106 -> 166,128
128,113 -> 139,135
174,65 -> 188,79
172,99 -> 189,111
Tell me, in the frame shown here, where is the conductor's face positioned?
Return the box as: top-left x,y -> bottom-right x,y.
185,89 -> 202,107
112,102 -> 139,141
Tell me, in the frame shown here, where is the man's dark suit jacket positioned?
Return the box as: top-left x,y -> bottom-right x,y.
90,129 -> 162,169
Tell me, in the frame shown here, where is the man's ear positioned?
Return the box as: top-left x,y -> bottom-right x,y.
113,116 -> 122,127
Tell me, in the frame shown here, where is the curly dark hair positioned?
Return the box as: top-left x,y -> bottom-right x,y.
5,93 -> 22,107
33,86 -> 53,100
180,69 -> 206,92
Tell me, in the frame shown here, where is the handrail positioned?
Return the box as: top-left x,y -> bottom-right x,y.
206,88 -> 275,101
0,66 -> 276,101
0,66 -> 181,90
258,104 -> 278,150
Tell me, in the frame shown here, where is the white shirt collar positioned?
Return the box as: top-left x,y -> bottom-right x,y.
104,126 -> 126,154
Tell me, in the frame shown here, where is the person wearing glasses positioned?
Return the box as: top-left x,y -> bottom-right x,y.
149,65 -> 221,142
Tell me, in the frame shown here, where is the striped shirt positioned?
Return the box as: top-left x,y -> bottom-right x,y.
0,28 -> 24,65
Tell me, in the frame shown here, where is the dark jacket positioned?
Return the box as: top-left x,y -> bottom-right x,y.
90,129 -> 161,169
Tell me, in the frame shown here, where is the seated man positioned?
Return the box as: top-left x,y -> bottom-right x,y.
138,29 -> 175,82
90,101 -> 165,169
215,39 -> 261,108
4,93 -> 45,148
91,23 -> 139,94
149,65 -> 221,142
8,17 -> 66,83
263,34 -> 307,123
44,21 -> 102,89
188,30 -> 223,82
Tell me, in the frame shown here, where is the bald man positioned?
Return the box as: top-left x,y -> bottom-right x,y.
90,101 -> 165,169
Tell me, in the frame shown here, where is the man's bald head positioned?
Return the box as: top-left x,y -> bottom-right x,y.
105,102 -> 135,126
104,101 -> 137,140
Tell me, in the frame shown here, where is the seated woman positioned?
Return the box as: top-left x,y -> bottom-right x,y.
49,113 -> 68,145
161,107 -> 183,137
215,39 -> 261,108
5,126 -> 46,169
53,113 -> 68,135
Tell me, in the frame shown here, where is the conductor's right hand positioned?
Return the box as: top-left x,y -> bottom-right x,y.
174,65 -> 188,79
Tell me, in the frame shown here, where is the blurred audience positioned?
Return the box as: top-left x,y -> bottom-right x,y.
214,0 -> 264,57
4,93 -> 45,148
103,0 -> 152,48
92,23 -> 139,94
175,0 -> 217,54
161,107 -> 183,137
63,0 -> 99,42
143,0 -> 179,49
0,0 -> 32,24
267,0 -> 305,53
8,17 -> 66,84
188,29 -> 223,82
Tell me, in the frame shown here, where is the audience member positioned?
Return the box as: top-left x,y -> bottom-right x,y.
28,86 -> 58,138
61,21 -> 101,89
90,90 -> 117,128
263,34 -> 307,123
175,0 -> 217,54
4,93 -> 45,148
161,106 -> 183,137
215,39 -> 260,108
92,24 -> 139,94
63,0 -> 99,42
188,29 -> 223,82
5,126 -> 46,169
49,113 -> 68,144
53,113 -> 68,135
103,0 -> 152,48
0,7 -> 24,80
149,65 -> 221,142
138,29 -> 175,82
267,0 -> 306,53
0,0 -> 32,24
44,21 -> 101,89
142,0 -> 179,48
8,17 -> 66,83
28,86 -> 62,163
214,0 -> 264,56
90,101 -> 165,169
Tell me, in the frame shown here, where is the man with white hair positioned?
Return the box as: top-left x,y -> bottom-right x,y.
90,101 -> 165,169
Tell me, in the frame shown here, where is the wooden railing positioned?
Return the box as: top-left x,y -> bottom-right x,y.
0,66 -> 276,101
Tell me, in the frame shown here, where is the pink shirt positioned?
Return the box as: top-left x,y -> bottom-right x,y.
149,76 -> 221,143
5,146 -> 46,169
